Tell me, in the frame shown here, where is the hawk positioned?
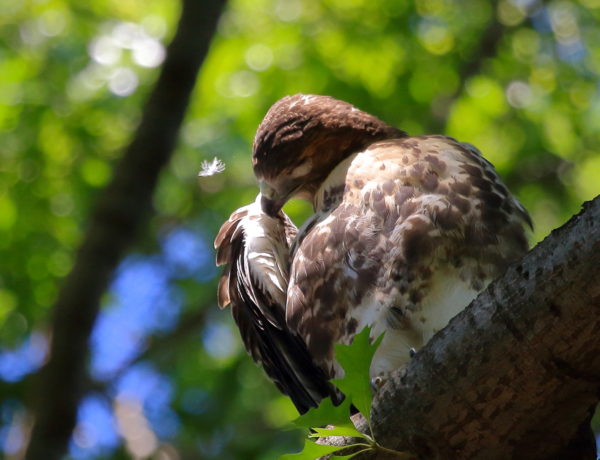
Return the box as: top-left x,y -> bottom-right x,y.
215,94 -> 530,413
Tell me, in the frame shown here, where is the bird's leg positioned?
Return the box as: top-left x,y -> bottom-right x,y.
371,347 -> 418,390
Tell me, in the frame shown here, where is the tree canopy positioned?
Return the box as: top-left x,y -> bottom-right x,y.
0,0 -> 599,458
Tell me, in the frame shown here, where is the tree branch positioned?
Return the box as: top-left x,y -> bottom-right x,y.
323,195 -> 600,459
24,1 -> 227,458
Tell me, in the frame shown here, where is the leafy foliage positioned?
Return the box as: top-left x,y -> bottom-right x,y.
292,397 -> 355,430
332,328 -> 384,421
0,0 -> 599,458
282,328 -> 411,460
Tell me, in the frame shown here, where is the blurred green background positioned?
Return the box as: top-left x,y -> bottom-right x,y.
0,0 -> 599,458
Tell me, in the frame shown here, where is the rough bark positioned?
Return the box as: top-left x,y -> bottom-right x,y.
323,195 -> 600,459
24,1 -> 227,459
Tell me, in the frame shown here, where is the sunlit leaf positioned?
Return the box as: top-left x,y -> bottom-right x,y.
332,327 -> 383,421
293,397 -> 353,429
310,425 -> 369,440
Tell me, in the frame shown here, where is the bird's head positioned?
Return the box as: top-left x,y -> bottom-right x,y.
252,94 -> 405,216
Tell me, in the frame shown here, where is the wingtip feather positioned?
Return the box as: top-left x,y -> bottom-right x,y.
217,272 -> 231,308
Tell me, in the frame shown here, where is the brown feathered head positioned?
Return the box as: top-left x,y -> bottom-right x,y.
252,94 -> 405,215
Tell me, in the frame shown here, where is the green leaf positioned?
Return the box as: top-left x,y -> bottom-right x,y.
332,327 -> 384,421
279,440 -> 347,459
331,448 -> 374,460
293,396 -> 353,429
310,425 -> 370,440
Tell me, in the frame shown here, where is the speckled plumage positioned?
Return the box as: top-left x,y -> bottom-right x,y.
215,94 -> 531,413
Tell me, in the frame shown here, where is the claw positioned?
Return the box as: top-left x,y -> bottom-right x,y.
371,375 -> 385,390
409,347 -> 417,358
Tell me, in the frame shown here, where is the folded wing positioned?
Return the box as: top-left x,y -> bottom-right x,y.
215,195 -> 337,413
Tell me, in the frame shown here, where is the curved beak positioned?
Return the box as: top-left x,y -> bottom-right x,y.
259,181 -> 284,216
261,195 -> 281,217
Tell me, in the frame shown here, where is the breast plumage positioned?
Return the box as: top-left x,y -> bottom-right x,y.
215,94 -> 530,413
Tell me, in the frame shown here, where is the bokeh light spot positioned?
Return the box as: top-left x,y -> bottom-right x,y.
245,44 -> 274,71
0,332 -> 47,383
108,68 -> 138,97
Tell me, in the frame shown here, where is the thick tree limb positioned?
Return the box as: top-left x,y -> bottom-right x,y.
323,195 -> 600,459
24,1 -> 227,459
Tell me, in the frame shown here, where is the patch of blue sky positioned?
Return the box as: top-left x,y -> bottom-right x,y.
0,424 -> 23,456
69,394 -> 119,460
556,40 -> 586,64
112,362 -> 180,439
90,311 -> 145,380
202,320 -> 239,361
530,6 -> 552,34
0,332 -> 47,382
90,255 -> 183,380
510,0 -> 538,9
73,226 -> 212,457
0,399 -> 25,456
111,255 -> 181,332
161,226 -> 217,281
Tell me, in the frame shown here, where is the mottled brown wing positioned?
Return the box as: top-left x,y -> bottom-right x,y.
286,135 -> 531,378
214,197 -> 337,413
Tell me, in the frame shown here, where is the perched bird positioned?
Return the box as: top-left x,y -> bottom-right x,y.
215,94 -> 530,413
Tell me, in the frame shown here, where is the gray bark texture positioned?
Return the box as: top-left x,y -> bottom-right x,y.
324,195 -> 600,459
24,1 -> 227,459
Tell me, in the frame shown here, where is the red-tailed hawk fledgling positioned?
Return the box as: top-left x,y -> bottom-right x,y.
215,94 -> 530,413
